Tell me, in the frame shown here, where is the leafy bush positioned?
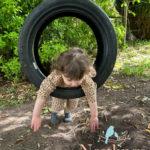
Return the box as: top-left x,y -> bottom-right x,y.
39,40 -> 67,64
0,0 -> 41,81
0,0 -> 133,81
0,57 -> 21,81
38,17 -> 97,69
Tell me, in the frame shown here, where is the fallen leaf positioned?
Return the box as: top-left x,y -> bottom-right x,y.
135,96 -> 140,100
15,138 -> 24,144
37,143 -> 40,148
145,129 -> 150,134
80,144 -> 87,150
148,123 -> 150,129
0,114 -> 9,118
43,124 -> 51,129
41,134 -> 49,138
88,144 -> 92,150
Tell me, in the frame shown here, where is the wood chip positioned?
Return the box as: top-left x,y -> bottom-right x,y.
148,123 -> 150,129
80,144 -> 87,150
37,143 -> 40,148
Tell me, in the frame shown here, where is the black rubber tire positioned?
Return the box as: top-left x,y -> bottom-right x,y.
19,0 -> 117,99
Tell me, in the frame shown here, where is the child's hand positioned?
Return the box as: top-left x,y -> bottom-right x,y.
31,116 -> 41,132
90,116 -> 99,132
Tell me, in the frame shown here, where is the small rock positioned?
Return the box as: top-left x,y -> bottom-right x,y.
141,96 -> 150,102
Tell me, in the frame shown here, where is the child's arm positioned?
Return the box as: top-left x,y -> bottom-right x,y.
31,70 -> 61,131
81,75 -> 99,132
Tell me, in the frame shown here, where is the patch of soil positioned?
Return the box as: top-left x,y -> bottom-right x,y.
0,75 -> 150,150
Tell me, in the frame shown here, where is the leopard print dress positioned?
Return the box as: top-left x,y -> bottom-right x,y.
36,68 -> 97,113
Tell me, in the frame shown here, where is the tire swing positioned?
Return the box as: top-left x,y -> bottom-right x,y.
19,0 -> 117,99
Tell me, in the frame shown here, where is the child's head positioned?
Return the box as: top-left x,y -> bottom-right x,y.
54,47 -> 91,87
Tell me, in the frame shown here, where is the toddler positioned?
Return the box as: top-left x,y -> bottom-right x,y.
31,47 -> 99,132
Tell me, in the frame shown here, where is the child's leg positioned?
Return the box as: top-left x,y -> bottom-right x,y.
65,98 -> 79,113
51,97 -> 65,112
51,97 -> 65,124
64,98 -> 79,122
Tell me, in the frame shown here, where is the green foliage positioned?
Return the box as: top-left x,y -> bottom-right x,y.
112,20 -> 125,46
93,0 -> 126,46
38,17 -> 97,68
50,17 -> 97,52
0,57 -> 21,81
92,0 -> 117,17
0,0 -> 41,81
18,0 -> 42,16
0,0 -> 22,59
38,1 -> 123,69
39,40 -> 68,64
42,106 -> 52,115
0,0 -> 149,81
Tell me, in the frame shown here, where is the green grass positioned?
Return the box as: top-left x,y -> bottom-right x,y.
0,98 -> 24,108
114,40 -> 150,78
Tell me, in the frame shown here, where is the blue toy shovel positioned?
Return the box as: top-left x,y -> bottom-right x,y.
104,125 -> 119,144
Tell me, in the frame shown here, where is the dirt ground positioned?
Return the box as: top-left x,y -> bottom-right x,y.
0,74 -> 150,150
